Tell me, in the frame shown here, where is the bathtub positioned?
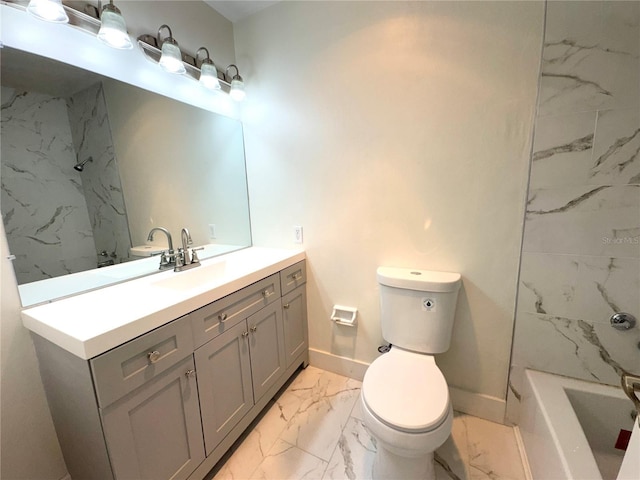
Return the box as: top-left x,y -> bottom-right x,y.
519,369 -> 639,480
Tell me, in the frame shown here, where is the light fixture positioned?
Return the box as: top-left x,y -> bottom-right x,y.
26,0 -> 69,23
196,47 -> 221,90
225,65 -> 245,101
97,0 -> 132,50
157,24 -> 185,74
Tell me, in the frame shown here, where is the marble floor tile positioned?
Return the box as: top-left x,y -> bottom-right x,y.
278,367 -> 362,462
251,439 -> 328,480
212,366 -> 528,480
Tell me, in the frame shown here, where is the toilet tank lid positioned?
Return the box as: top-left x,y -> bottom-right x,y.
377,267 -> 461,292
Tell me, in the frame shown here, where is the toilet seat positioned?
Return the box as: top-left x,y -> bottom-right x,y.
362,348 -> 450,433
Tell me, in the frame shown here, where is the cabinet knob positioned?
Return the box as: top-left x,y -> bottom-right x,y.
283,303 -> 290,309
241,331 -> 249,338
218,313 -> 228,321
147,350 -> 161,364
250,325 -> 257,332
185,369 -> 196,378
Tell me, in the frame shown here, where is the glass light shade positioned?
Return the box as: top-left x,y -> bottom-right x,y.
98,8 -> 133,50
229,78 -> 245,101
27,0 -> 69,23
159,41 -> 185,74
199,62 -> 221,90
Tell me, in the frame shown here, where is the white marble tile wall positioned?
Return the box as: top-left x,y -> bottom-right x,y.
1,87 -> 96,284
211,367 -> 527,480
508,1 -> 640,424
66,83 -> 131,264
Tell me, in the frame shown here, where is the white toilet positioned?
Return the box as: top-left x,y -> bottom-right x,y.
361,266 -> 462,480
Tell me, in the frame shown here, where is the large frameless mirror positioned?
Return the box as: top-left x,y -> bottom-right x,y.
1,47 -> 252,306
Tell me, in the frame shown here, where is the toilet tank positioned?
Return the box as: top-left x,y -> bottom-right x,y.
377,267 -> 461,354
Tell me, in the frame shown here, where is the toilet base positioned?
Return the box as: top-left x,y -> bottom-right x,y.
373,446 -> 435,480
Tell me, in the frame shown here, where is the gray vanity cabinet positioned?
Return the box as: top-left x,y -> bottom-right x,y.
280,261 -> 308,369
100,356 -> 205,480
195,299 -> 285,454
194,320 -> 253,455
30,260 -> 309,480
282,286 -> 308,369
246,300 -> 286,402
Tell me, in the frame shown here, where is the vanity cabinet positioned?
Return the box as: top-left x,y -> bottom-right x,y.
193,281 -> 286,454
30,259 -> 308,480
91,315 -> 204,480
282,286 -> 308,369
101,356 -> 205,480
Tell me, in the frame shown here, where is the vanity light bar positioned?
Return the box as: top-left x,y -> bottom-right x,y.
5,0 -> 101,33
3,1 -> 245,99
137,36 -> 231,89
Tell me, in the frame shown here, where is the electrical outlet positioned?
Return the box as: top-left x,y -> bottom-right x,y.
208,224 -> 216,239
293,225 -> 303,244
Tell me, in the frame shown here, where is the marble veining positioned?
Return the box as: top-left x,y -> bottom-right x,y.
1,79 -> 132,285
509,0 -> 640,425
212,367 -> 527,480
1,86 -> 96,283
531,132 -> 593,163
66,82 -> 131,265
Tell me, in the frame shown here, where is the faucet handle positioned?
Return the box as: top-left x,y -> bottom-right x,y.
175,248 -> 185,267
191,247 -> 204,264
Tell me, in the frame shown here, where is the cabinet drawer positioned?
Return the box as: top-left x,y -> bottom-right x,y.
191,274 -> 281,348
91,316 -> 194,407
280,261 -> 306,295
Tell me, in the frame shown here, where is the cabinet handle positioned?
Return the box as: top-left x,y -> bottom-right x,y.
283,303 -> 290,309
262,289 -> 273,298
241,331 -> 249,338
292,273 -> 302,280
250,325 -> 257,333
147,350 -> 161,364
218,313 -> 228,321
185,369 -> 196,378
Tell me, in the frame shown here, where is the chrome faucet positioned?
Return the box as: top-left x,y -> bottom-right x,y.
147,227 -> 175,270
147,227 -> 174,253
180,228 -> 193,265
174,227 -> 203,272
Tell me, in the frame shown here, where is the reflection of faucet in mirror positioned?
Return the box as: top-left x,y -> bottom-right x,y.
147,227 -> 174,253
147,227 -> 176,270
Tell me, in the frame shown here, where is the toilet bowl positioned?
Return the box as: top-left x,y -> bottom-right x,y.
363,267 -> 461,479
361,347 -> 453,479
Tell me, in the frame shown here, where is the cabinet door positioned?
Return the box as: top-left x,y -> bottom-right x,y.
100,356 -> 205,480
282,286 -> 308,369
247,301 -> 286,403
195,320 -> 253,455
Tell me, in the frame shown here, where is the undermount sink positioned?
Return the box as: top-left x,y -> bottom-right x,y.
152,260 -> 227,291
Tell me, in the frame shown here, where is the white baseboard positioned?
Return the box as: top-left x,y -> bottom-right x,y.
310,348 -> 508,424
513,425 -> 533,480
308,348 -> 369,381
449,385 -> 506,424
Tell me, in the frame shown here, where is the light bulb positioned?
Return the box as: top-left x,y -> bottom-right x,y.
27,0 -> 68,23
200,62 -> 221,90
98,4 -> 132,50
230,77 -> 245,101
159,41 -> 185,74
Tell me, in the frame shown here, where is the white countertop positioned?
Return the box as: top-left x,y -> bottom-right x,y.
22,247 -> 305,360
